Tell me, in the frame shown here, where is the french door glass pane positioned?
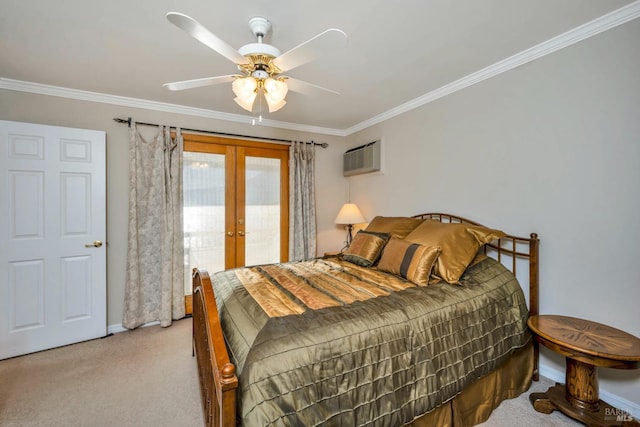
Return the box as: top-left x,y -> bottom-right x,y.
183,152 -> 225,293
245,156 -> 280,266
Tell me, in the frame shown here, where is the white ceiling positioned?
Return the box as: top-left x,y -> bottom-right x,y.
1,0 -> 636,133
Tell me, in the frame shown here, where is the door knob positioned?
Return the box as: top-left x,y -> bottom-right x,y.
85,240 -> 103,248
238,231 -> 245,236
226,231 -> 234,237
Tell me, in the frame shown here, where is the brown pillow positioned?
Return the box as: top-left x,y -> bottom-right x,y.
342,231 -> 390,267
404,220 -> 506,284
364,216 -> 424,239
377,238 -> 441,286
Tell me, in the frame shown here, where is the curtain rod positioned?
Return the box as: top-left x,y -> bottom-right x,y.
112,117 -> 328,148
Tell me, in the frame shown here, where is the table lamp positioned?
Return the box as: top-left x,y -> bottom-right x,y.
334,203 -> 366,249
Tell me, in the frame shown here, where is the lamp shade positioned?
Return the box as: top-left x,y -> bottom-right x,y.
334,203 -> 366,225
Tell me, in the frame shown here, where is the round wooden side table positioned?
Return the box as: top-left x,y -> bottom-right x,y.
528,315 -> 640,426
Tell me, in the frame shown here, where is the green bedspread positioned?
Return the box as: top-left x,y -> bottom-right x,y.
210,256 -> 530,426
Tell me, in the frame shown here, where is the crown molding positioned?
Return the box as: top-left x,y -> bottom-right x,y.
0,78 -> 345,137
2,1 -> 638,138
343,0 -> 640,135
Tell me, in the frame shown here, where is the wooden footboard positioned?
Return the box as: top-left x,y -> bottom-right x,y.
192,269 -> 238,427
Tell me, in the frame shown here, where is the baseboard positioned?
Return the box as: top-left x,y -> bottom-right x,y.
539,365 -> 640,420
107,321 -> 160,335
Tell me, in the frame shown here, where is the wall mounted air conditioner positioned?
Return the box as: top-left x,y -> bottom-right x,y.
343,140 -> 381,177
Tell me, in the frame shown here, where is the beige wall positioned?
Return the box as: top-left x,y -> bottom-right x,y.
344,19 -> 640,409
0,91 -> 347,328
1,16 -> 638,414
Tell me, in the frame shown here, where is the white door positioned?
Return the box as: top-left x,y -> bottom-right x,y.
0,120 -> 106,360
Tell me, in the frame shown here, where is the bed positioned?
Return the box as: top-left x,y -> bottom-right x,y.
192,213 -> 540,426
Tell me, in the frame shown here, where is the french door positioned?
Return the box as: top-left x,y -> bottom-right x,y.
182,134 -> 289,299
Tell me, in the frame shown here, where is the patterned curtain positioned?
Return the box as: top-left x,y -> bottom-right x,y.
289,141 -> 317,261
123,124 -> 185,329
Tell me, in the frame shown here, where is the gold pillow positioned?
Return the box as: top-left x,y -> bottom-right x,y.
377,238 -> 440,286
404,220 -> 506,284
364,216 -> 424,239
342,231 -> 390,267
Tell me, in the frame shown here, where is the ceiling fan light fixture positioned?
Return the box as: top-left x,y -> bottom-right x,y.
164,13 -> 345,116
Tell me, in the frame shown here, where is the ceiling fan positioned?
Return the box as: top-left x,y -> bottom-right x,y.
163,12 -> 347,114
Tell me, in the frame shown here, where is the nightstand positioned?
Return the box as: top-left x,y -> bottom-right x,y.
528,315 -> 640,426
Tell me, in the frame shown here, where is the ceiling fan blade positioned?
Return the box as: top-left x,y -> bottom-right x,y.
166,12 -> 250,66
284,77 -> 340,96
163,75 -> 238,91
272,28 -> 347,72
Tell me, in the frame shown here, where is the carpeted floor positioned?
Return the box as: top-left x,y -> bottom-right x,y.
477,377 -> 581,427
0,318 -> 202,427
0,317 -> 580,426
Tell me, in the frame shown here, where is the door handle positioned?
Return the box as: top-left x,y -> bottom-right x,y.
238,231 -> 246,236
226,231 -> 234,237
85,240 -> 103,248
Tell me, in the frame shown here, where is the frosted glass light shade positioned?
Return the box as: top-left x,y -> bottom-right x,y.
334,203 -> 366,225
232,76 -> 258,98
265,97 -> 286,112
232,77 -> 258,111
264,78 -> 288,101
264,78 -> 288,112
234,92 -> 257,112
